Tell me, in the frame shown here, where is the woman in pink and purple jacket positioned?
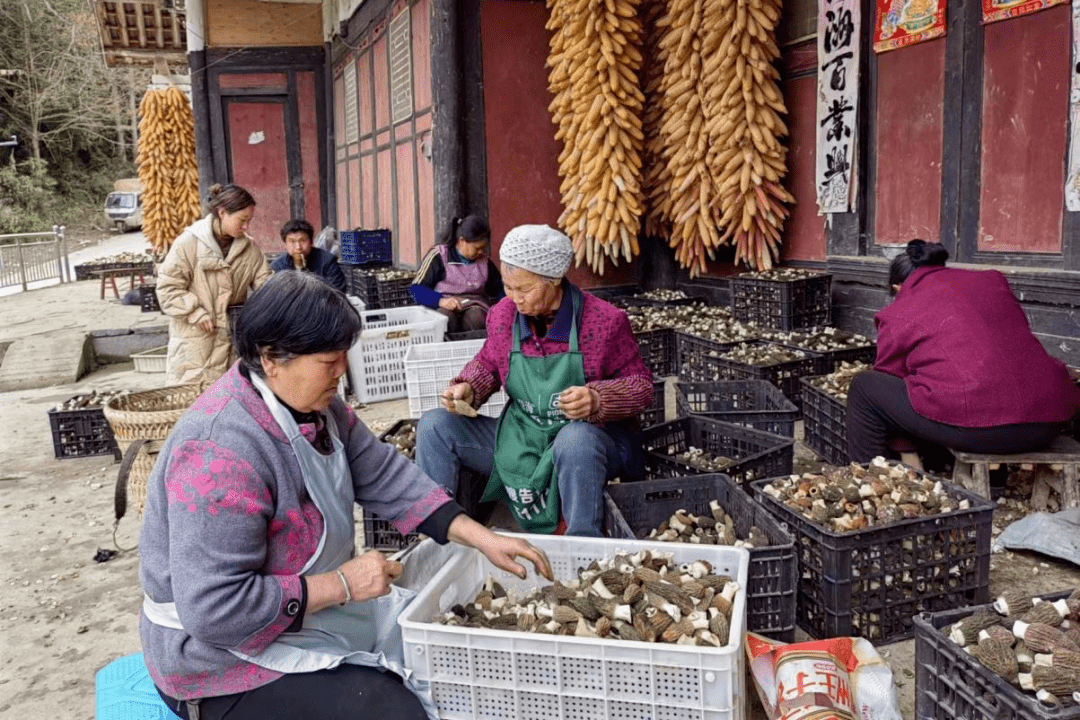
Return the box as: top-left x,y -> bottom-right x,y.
416,224 -> 654,537
847,239 -> 1080,464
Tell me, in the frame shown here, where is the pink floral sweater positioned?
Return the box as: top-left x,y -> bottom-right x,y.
138,364 -> 453,700
454,285 -> 654,424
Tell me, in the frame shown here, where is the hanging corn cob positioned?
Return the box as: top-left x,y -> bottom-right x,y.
546,0 -> 646,275
709,0 -> 794,271
137,86 -> 201,257
643,0 -> 793,274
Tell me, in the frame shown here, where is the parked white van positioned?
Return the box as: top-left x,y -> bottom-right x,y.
105,190 -> 142,232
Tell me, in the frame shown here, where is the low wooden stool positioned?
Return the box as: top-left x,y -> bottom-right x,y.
950,434 -> 1080,509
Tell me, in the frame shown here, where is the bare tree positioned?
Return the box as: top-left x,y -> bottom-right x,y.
0,0 -> 118,162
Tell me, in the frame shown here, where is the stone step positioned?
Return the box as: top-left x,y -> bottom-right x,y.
0,331 -> 91,392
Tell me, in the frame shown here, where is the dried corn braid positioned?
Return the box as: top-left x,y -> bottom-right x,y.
547,0 -> 646,275
642,0 -> 793,274
137,86 -> 201,257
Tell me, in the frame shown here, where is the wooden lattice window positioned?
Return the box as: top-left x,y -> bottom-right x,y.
389,7 -> 413,125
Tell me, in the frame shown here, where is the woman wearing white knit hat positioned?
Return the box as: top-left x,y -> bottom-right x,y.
416,224 -> 655,536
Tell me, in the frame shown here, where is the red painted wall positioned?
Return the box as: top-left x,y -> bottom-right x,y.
979,5 -> 1069,254
780,74 -> 827,261
227,101 -> 290,252
297,71 -> 322,225
873,39 -> 945,247
479,0 -> 633,287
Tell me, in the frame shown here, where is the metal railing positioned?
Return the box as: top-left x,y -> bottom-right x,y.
0,226 -> 70,291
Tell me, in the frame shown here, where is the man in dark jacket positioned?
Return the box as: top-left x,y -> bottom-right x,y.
269,219 -> 347,292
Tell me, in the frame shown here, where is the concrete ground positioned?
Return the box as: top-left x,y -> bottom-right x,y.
0,232 -> 1078,719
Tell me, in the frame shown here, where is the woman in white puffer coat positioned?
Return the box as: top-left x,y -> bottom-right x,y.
157,183 -> 272,385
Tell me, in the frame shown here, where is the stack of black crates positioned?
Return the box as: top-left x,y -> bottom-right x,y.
339,229 -> 413,310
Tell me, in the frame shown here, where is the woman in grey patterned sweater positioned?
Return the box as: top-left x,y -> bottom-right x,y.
138,271 -> 550,720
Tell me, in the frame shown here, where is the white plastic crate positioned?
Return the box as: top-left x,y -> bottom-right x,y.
404,340 -> 508,419
131,346 -> 167,373
347,306 -> 448,403
399,533 -> 750,720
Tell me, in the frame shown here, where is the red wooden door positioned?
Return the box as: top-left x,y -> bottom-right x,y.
226,100 -> 292,252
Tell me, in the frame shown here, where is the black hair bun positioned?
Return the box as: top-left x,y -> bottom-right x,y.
906,239 -> 949,267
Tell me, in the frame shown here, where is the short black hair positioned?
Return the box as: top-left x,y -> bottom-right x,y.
889,239 -> 950,290
232,272 -> 362,376
280,218 -> 314,242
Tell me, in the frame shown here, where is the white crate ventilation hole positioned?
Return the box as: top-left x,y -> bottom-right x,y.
404,340 -> 508,418
398,535 -> 750,720
347,305 -> 448,404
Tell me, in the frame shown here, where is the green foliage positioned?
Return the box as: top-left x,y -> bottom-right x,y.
0,160 -> 58,234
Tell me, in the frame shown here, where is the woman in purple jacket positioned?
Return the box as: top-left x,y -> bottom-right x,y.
409,215 -> 504,334
847,239 -> 1080,464
139,271 -> 550,720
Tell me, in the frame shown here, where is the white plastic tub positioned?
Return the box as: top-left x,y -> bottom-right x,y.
399,533 -> 750,720
403,340 -> 508,419
131,345 -> 167,374
346,305 -> 448,403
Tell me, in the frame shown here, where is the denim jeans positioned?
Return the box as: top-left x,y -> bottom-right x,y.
415,407 -> 627,536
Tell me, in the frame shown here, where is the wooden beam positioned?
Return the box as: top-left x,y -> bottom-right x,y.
135,1 -> 148,48
95,0 -> 114,49
115,2 -> 130,48
153,2 -> 164,48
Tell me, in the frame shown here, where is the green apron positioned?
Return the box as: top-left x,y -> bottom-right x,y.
484,288 -> 586,533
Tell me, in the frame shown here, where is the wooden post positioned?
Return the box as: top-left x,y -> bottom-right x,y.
15,237 -> 27,291
431,0 -> 465,243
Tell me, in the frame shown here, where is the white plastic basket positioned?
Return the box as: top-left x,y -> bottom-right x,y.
131,345 -> 167,373
404,340 -> 508,419
347,306 -> 448,403
399,533 -> 750,720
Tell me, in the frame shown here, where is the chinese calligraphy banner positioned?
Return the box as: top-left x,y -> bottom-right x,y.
982,0 -> 1067,24
1065,0 -> 1080,210
873,0 -> 947,53
816,0 -> 861,213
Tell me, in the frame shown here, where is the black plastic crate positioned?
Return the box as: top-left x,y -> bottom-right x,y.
447,329 -> 487,342
47,399 -> 120,460
679,340 -> 819,410
641,379 -> 666,428
674,380 -> 800,437
642,415 -> 794,486
365,419 -> 493,551
771,330 -> 877,375
588,285 -> 700,308
74,264 -> 91,281
674,332 -> 747,384
340,229 -> 392,266
604,473 -> 797,641
750,471 -> 994,644
139,284 -> 160,313
730,271 -> 832,330
343,265 -> 381,308
800,379 -> 849,466
375,276 -> 415,309
634,327 -> 677,377
914,591 -> 1078,720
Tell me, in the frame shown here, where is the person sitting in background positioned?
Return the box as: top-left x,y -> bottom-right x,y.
270,219 -> 346,292
416,224 -> 652,537
410,215 -> 503,334
846,239 -> 1080,465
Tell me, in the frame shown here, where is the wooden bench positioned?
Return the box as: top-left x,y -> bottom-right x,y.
951,434 -> 1080,510
90,266 -> 148,300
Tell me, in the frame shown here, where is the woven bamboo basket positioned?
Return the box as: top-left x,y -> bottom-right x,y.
104,384 -> 202,517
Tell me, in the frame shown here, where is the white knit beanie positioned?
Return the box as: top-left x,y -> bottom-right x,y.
499,224 -> 574,278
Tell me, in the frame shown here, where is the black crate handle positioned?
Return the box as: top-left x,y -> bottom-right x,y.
112,439 -> 146,552
644,488 -> 685,503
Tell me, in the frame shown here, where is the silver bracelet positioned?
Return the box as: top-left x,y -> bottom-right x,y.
335,568 -> 352,605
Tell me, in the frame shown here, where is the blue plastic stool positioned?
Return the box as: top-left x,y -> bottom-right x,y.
95,653 -> 178,720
